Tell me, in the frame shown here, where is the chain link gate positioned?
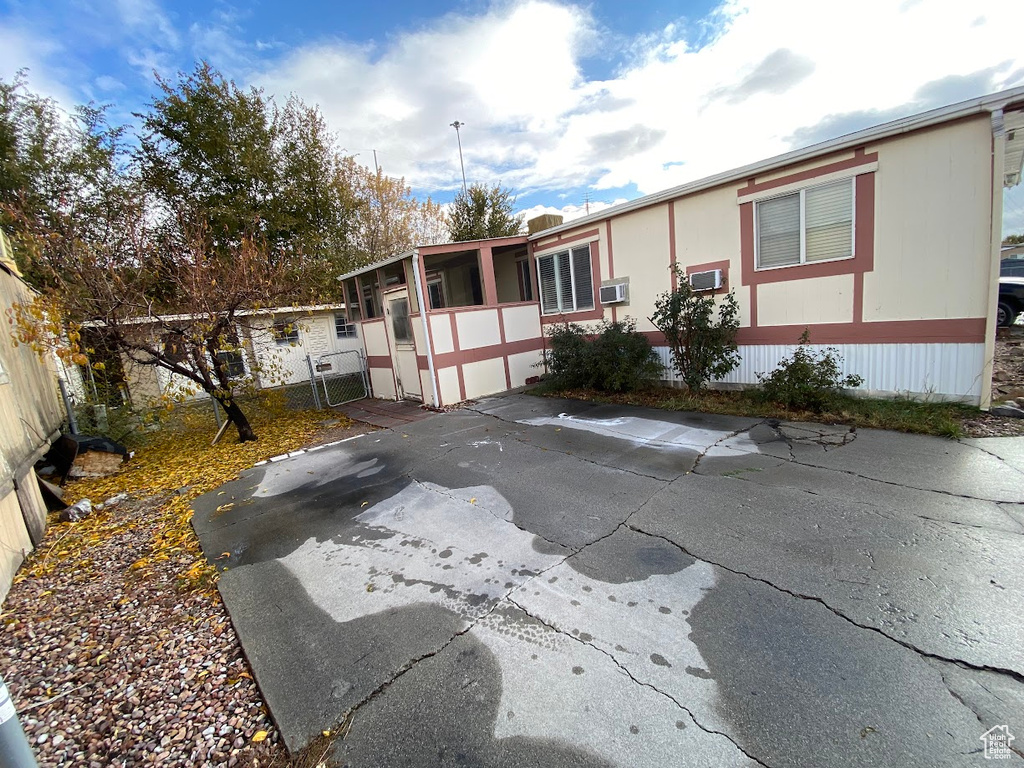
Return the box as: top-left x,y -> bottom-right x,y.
315,350 -> 370,406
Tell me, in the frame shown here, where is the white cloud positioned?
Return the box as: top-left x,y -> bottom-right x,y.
0,23 -> 76,107
518,199 -> 629,226
252,0 -> 1024,201
3,0 -> 1024,235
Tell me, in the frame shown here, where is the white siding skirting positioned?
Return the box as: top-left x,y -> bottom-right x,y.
653,343 -> 987,404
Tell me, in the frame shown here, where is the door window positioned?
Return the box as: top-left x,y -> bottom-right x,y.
390,298 -> 413,344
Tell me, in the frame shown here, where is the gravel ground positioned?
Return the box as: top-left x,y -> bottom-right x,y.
969,324 -> 1024,437
0,412 -> 371,768
0,493 -> 291,767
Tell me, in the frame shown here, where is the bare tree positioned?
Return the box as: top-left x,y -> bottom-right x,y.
10,196 -> 307,442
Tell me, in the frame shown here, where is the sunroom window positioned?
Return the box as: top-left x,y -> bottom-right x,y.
756,179 -> 854,269
537,245 -> 594,315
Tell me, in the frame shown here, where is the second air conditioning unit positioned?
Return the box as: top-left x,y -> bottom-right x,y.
688,269 -> 724,292
599,283 -> 628,304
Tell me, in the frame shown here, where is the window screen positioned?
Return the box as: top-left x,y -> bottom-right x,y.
537,245 -> 594,314
538,254 -> 559,314
757,193 -> 801,268
571,246 -> 594,310
805,180 -> 853,262
756,179 -> 854,269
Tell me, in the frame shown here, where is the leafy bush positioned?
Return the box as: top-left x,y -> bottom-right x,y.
650,268 -> 741,391
541,318 -> 662,392
756,329 -> 864,411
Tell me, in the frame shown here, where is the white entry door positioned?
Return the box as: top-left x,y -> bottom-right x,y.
383,288 -> 422,400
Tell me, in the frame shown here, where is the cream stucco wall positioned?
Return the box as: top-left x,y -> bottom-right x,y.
757,274 -> 855,326
501,304 -> 542,343
607,204 -> 672,331
437,366 -> 461,405
0,262 -> 63,600
671,185 -> 752,328
412,312 -> 426,352
430,314 -> 455,354
369,367 -> 397,400
462,358 -> 506,400
419,369 -> 436,406
863,116 -> 992,321
456,309 -> 501,350
362,320 -> 392,357
507,350 -> 543,388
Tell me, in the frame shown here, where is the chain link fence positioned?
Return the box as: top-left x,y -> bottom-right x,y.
59,351 -> 370,445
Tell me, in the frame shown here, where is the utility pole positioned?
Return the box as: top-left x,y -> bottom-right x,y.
450,121 -> 467,194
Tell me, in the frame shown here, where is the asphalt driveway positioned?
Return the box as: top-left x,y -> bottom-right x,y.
192,394 -> 1024,767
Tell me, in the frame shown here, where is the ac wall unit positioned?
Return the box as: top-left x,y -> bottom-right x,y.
688,269 -> 723,292
599,283 -> 628,304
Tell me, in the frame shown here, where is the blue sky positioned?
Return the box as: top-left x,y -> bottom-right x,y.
3,0 -> 1024,232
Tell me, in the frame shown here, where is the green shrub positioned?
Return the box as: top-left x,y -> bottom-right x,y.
650,268 -> 741,391
756,329 -> 864,411
541,318 -> 662,393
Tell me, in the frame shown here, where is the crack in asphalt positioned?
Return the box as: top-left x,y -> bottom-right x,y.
335,611 -> 484,743
771,453 -> 1024,505
701,467 -> 1024,536
504,596 -> 772,768
327,478 -> 676,747
624,524 -> 1024,686
937,671 -> 985,726
689,422 -> 764,474
957,440 -> 1024,479
504,482 -> 673,602
331,478 -> 678,751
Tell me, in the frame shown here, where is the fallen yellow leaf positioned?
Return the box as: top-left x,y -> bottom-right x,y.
252,730 -> 268,743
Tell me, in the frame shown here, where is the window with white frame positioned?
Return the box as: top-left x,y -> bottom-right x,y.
273,320 -> 300,345
334,313 -> 357,338
756,178 -> 854,269
536,245 -> 594,315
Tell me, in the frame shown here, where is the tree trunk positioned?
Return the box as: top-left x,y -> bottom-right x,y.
218,396 -> 257,443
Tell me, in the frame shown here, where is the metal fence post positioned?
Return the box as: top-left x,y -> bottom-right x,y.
306,355 -> 322,410
58,379 -> 79,435
0,674 -> 39,768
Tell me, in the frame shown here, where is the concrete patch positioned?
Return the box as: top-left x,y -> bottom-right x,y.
519,412 -> 758,455
279,482 -> 567,625
338,603 -> 755,768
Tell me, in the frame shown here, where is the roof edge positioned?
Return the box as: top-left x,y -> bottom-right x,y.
529,85 -> 1024,241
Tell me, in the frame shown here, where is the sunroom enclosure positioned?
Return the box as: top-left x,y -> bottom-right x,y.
338,235 -> 553,407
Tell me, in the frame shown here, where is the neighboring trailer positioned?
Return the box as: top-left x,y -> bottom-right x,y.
0,237 -> 63,602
